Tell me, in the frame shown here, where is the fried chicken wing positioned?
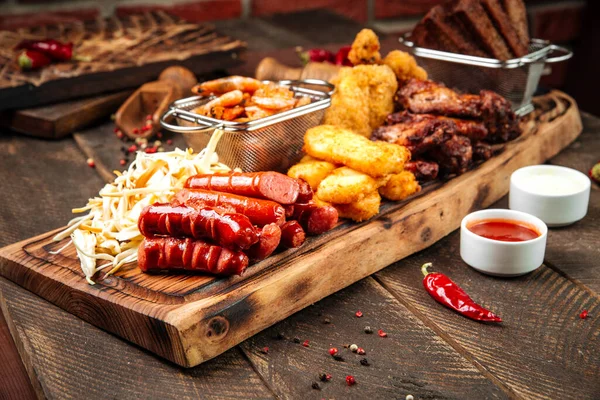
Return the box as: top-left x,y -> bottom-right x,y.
324,65 -> 397,137
395,79 -> 520,143
287,157 -> 336,191
428,134 -> 473,176
317,167 -> 378,204
334,190 -> 381,222
404,160 -> 440,181
378,171 -> 421,201
304,125 -> 410,177
348,29 -> 381,65
383,50 -> 428,82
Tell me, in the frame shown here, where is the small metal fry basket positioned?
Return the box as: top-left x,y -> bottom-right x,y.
160,79 -> 333,172
399,34 -> 573,116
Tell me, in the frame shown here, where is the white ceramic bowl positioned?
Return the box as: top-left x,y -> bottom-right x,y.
460,209 -> 548,277
509,165 -> 591,227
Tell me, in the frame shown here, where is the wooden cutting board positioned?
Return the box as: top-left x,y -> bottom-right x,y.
0,91 -> 582,368
0,90 -> 132,139
0,12 -> 245,111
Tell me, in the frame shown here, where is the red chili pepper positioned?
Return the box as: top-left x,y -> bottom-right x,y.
17,50 -> 51,70
335,45 -> 353,66
589,161 -> 600,184
422,263 -> 502,322
16,39 -> 89,62
355,310 -> 363,318
345,375 -> 356,386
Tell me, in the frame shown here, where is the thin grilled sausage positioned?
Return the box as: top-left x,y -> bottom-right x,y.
138,203 -> 259,251
185,172 -> 300,204
280,220 -> 306,248
138,237 -> 248,275
246,223 -> 281,261
174,189 -> 285,227
285,203 -> 338,235
295,178 -> 314,203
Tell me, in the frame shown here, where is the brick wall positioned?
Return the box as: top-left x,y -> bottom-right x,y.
0,0 -> 590,89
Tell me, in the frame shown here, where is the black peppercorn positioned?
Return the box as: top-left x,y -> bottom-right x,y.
360,358 -> 370,366
311,382 -> 321,390
292,337 -> 300,343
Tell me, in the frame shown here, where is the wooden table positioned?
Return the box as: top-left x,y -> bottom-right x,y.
1,10 -> 598,400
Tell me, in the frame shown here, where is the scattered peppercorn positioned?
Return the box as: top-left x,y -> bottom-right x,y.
145,147 -> 157,154
355,310 -> 363,318
86,158 -> 95,168
580,310 -> 589,319
343,344 -> 350,348
319,373 -> 332,382
302,340 -> 310,347
360,358 -> 370,366
357,348 -> 366,355
274,332 -> 286,340
378,329 -> 388,338
156,132 -> 163,138
322,318 -> 331,324
145,114 -> 152,121
132,128 -> 139,134
364,326 -> 373,334
260,347 -> 269,354
166,139 -> 173,145
127,144 -> 138,153
113,127 -> 120,133
311,382 -> 321,390
293,337 -> 301,343
333,355 -> 345,362
116,131 -> 124,139
328,347 -> 338,356
345,375 -> 356,386
119,159 -> 126,166
350,344 -> 358,353
406,395 -> 414,400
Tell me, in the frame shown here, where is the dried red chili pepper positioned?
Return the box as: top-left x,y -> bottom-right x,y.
298,48 -> 335,65
17,50 -> 51,70
16,39 -> 89,62
421,263 -> 502,323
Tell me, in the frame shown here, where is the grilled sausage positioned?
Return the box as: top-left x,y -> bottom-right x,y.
295,178 -> 314,203
138,237 -> 248,275
280,220 -> 306,248
138,203 -> 259,251
246,223 -> 281,261
285,203 -> 338,235
174,189 -> 286,227
184,172 -> 300,204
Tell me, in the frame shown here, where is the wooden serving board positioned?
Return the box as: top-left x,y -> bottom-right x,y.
0,91 -> 582,368
0,12 -> 245,110
0,90 -> 132,139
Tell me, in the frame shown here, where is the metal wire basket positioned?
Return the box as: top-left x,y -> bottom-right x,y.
399,34 -> 572,116
160,79 -> 333,172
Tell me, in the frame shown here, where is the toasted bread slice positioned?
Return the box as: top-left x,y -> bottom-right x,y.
501,0 -> 529,47
451,0 -> 513,60
481,0 -> 528,57
413,4 -> 488,58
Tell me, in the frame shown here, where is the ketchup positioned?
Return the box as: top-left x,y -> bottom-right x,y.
467,219 -> 540,242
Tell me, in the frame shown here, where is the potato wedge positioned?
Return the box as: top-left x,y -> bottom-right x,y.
304,125 -> 410,177
335,190 -> 381,222
317,167 -> 378,204
287,159 -> 336,191
378,171 -> 421,201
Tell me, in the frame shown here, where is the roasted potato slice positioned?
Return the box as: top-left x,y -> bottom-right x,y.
335,190 -> 381,222
287,159 -> 336,191
317,167 -> 378,204
378,171 -> 421,201
304,125 -> 410,177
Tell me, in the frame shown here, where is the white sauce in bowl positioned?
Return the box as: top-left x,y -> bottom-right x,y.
519,169 -> 586,195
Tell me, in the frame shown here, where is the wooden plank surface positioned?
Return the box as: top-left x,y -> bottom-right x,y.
0,92 -> 583,369
0,90 -> 132,139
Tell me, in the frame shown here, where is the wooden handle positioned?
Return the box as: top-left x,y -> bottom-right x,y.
255,57 -> 342,82
158,66 -> 198,96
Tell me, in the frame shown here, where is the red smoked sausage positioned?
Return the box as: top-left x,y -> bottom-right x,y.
138,203 -> 259,251
246,223 -> 282,261
174,189 -> 285,227
185,172 -> 300,204
138,237 -> 248,275
280,220 -> 306,248
295,179 -> 313,203
285,203 -> 338,235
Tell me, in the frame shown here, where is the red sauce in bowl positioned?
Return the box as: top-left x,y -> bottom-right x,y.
467,219 -> 540,242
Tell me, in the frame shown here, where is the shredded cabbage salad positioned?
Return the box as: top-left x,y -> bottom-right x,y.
53,130 -> 231,284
